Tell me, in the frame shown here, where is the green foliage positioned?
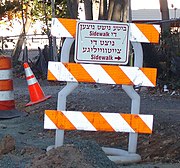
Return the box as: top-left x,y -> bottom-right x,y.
158,27 -> 180,88
0,0 -> 21,18
55,0 -> 69,18
31,1 -> 51,21
0,0 -> 69,21
31,0 -> 69,22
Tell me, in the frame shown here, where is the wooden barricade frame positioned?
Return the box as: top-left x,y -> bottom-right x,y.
44,18 -> 160,164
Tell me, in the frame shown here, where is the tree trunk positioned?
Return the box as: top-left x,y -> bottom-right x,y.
121,0 -> 128,22
107,0 -> 115,20
84,0 -> 93,20
12,1 -> 33,64
159,0 -> 170,32
111,0 -> 128,22
99,0 -> 107,20
80,0 -> 128,22
67,0 -> 79,19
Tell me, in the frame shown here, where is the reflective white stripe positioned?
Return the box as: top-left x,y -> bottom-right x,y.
25,67 -> 34,77
120,66 -> 154,87
101,113 -> 135,133
51,18 -> 72,38
82,64 -> 116,84
0,91 -> 14,101
0,70 -> 12,80
48,61 -> 77,82
27,77 -> 38,85
44,114 -> 57,129
129,23 -> 149,43
139,115 -> 153,130
154,24 -> 161,33
62,111 -> 97,131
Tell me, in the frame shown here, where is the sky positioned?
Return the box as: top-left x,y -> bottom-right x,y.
131,0 -> 180,10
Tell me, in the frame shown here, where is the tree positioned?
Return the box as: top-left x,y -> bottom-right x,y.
12,0 -> 33,64
108,0 -> 128,22
158,0 -> 173,82
66,0 -> 128,21
0,0 -> 69,63
67,0 -> 79,18
0,0 -> 21,19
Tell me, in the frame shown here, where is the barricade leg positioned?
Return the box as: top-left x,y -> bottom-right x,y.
122,85 -> 140,153
55,37 -> 76,147
102,85 -> 141,163
102,42 -> 143,162
47,82 -> 78,151
102,147 -> 141,163
127,41 -> 142,153
55,82 -> 78,147
47,37 -> 76,151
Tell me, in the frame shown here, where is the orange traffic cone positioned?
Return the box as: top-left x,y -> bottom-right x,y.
24,62 -> 51,106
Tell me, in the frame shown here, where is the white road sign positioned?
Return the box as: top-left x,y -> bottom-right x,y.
75,20 -> 129,65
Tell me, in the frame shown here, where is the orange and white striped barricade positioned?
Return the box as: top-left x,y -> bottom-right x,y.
0,55 -> 25,119
45,18 -> 159,163
51,18 -> 160,43
45,62 -> 157,163
45,110 -> 153,134
47,62 -> 157,87
45,110 -> 153,163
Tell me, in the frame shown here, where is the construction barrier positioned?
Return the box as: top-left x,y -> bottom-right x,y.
48,62 -> 157,87
0,55 -> 25,119
23,62 -> 51,106
0,55 -> 14,110
45,60 -> 156,163
45,110 -> 153,134
51,18 -> 160,43
44,18 -> 159,164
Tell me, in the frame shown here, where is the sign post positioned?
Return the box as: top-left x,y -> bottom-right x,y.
75,21 -> 129,65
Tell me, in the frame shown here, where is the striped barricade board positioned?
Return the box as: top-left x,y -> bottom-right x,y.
44,110 -> 153,134
51,18 -> 160,43
48,61 -> 157,87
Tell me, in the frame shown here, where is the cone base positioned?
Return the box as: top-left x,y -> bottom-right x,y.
25,95 -> 51,107
0,109 -> 27,119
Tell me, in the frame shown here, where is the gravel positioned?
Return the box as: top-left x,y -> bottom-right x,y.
0,78 -> 179,168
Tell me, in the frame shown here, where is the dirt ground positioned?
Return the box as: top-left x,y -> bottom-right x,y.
0,76 -> 180,168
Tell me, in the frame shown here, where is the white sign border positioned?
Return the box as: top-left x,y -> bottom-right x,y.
74,20 -> 130,65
